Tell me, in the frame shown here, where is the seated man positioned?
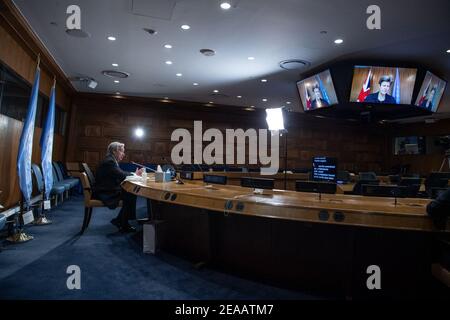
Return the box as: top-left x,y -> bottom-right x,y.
426,188 -> 450,229
93,141 -> 143,232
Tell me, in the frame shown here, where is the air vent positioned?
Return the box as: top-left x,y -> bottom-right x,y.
200,49 -> 216,56
101,70 -> 130,78
143,28 -> 157,35
279,59 -> 310,70
65,29 -> 91,38
210,93 -> 229,98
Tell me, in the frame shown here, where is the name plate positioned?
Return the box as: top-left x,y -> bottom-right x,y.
22,210 -> 34,225
44,200 -> 51,210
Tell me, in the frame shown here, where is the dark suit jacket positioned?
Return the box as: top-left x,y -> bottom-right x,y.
427,188 -> 450,229
364,92 -> 396,104
311,99 -> 329,109
93,154 -> 131,209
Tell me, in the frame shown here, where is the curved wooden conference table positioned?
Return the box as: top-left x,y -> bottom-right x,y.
122,177 -> 447,232
122,176 -> 449,298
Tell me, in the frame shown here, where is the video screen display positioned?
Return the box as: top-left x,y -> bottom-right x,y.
297,69 -> 339,111
350,66 -> 417,104
393,136 -> 426,155
414,71 -> 447,112
312,157 -> 337,182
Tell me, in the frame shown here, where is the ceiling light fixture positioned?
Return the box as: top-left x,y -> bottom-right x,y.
107,36 -> 116,41
262,98 -> 267,102
220,2 -> 231,10
447,49 -> 450,53
176,73 -> 182,77
114,80 -> 120,83
164,44 -> 172,49
165,61 -> 173,65
237,95 -> 242,98
334,38 -> 343,44
181,24 -> 190,30
213,90 -> 219,93
193,83 -> 199,86
112,63 -> 119,67
286,101 -> 291,104
116,92 -> 120,95
261,79 -> 267,82
247,56 -> 255,60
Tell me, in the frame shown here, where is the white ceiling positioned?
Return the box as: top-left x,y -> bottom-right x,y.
12,0 -> 450,113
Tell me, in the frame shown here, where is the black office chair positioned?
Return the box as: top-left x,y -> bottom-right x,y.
352,180 -> 380,195
81,163 -> 96,187
337,171 -> 350,183
358,172 -> 377,181
425,172 -> 450,196
388,175 -> 401,184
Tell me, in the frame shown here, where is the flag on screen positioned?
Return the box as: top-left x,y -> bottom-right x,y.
17,66 -> 40,206
357,69 -> 372,102
418,79 -> 431,106
316,75 -> 330,105
392,68 -> 401,104
305,86 -> 311,109
40,82 -> 56,200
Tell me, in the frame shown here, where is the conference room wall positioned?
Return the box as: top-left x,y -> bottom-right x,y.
0,11 -> 72,208
67,94 -> 388,174
386,118 -> 450,174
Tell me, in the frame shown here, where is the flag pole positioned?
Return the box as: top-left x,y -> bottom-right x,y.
35,76 -> 56,226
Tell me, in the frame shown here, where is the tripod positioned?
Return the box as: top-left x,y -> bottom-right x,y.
438,149 -> 450,172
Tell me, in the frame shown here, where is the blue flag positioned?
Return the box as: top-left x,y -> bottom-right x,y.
316,75 -> 330,104
40,84 -> 56,200
17,67 -> 40,207
392,68 -> 401,104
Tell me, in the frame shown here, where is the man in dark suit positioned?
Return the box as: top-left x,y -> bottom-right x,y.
364,75 -> 397,104
427,187 -> 450,229
93,142 -> 144,232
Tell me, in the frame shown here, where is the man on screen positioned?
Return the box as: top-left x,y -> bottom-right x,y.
311,84 -> 329,109
364,75 -> 396,104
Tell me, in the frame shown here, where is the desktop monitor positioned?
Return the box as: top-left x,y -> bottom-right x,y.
350,65 -> 417,104
203,174 -> 227,185
312,157 -> 337,182
295,181 -> 337,194
394,136 -> 426,155
240,177 -> 274,190
414,71 -> 447,112
297,69 -> 338,111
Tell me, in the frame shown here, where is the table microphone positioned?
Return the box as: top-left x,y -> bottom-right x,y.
131,161 -> 157,172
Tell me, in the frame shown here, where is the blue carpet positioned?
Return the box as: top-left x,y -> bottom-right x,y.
0,196 -> 324,300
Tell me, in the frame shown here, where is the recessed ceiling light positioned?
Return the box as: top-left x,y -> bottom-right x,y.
181,25 -> 190,30
209,101 -> 214,104
250,105 -> 255,108
176,73 -> 182,77
244,107 -> 255,111
213,89 -> 219,93
116,92 -> 120,95
193,82 -> 199,86
261,79 -> 267,82
334,38 -> 343,44
107,36 -> 116,41
262,98 -> 267,102
447,49 -> 450,53
286,101 -> 291,104
164,97 -> 169,99
114,80 -> 120,83
237,95 -> 242,98
220,2 -> 231,10
247,56 -> 255,60
164,44 -> 172,49
165,61 -> 173,65
112,63 -> 119,67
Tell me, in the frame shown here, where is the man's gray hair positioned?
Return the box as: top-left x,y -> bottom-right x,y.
107,141 -> 125,155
